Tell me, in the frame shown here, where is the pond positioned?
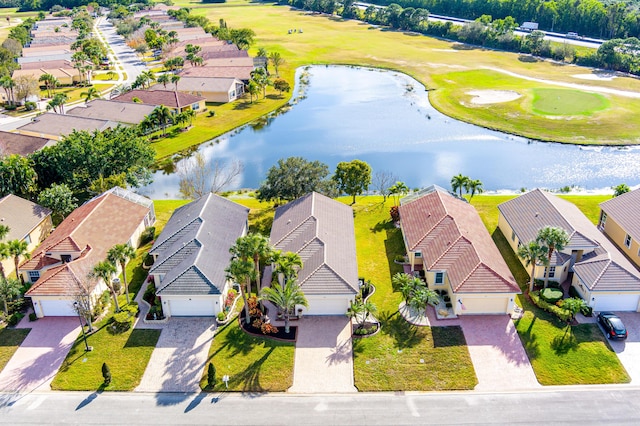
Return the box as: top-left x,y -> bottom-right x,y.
141,66 -> 640,199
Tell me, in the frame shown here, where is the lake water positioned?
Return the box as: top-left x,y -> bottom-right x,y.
141,66 -> 640,199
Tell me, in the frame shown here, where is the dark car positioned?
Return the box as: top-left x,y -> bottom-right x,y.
597,312 -> 628,340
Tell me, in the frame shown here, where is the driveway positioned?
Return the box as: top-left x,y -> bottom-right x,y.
135,318 -> 216,392
0,317 -> 79,392
288,316 -> 357,393
460,315 -> 540,391
601,312 -> 640,384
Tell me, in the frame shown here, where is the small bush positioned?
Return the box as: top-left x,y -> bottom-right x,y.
546,280 -> 562,289
4,104 -> 16,111
568,285 -> 580,298
207,362 -> 216,388
445,302 -> 452,308
143,282 -> 156,304
540,287 -> 563,303
394,254 -> 406,263
261,322 -> 278,335
530,291 -> 572,322
29,312 -> 38,322
217,311 -> 226,321
390,206 -> 400,222
580,305 -> 593,317
8,312 -> 24,326
24,101 -> 36,111
207,110 -> 215,117
110,311 -> 134,333
102,362 -> 111,385
140,227 -> 156,245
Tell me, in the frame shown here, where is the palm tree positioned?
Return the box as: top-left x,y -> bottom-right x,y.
0,224 -> 9,240
46,93 -> 69,114
247,81 -> 259,103
225,257 -> 256,324
92,260 -> 119,312
157,73 -> 170,89
107,244 -> 136,305
230,233 -> 273,295
467,179 -> 484,200
139,70 -> 156,89
0,277 -> 21,315
272,251 -> 302,285
268,51 -> 285,77
250,67 -> 270,98
536,226 -> 570,289
612,183 -> 630,197
80,86 -> 101,104
346,299 -> 377,331
171,74 -> 181,91
389,181 -> 409,206
39,73 -> 58,98
392,272 -> 414,302
409,286 -> 440,312
6,239 -> 30,280
183,109 -> 196,127
260,279 -> 308,333
451,174 -> 469,198
149,105 -> 173,136
0,76 -> 15,106
517,241 -> 549,292
0,243 -> 8,281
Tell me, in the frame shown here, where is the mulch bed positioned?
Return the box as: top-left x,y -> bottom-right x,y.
239,310 -> 297,341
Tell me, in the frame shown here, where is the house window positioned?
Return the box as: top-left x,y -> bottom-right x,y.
435,272 -> 444,284
192,103 -> 200,110
61,254 -> 71,263
511,230 -> 516,241
414,251 -> 422,258
546,266 -> 556,278
28,271 -> 40,282
24,234 -> 32,245
599,212 -> 607,227
625,234 -> 632,249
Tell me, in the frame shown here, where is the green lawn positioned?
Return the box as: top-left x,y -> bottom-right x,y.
532,88 -> 609,116
0,328 -> 30,373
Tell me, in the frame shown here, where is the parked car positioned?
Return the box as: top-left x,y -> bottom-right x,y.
597,312 -> 628,340
566,32 -> 580,39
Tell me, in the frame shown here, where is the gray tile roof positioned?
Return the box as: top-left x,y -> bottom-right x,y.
150,194 -> 248,296
16,113 -> 115,138
600,188 -> 640,241
67,100 -> 156,125
0,194 -> 51,241
270,192 -> 358,295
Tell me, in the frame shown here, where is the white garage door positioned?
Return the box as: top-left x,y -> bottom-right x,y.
306,296 -> 351,315
167,297 -> 216,317
39,299 -> 76,317
593,294 -> 640,312
459,297 -> 509,315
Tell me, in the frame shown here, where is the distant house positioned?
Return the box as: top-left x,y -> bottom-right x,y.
599,189 -> 640,270
111,90 -> 206,115
16,113 -> 116,141
149,193 -> 249,317
0,131 -> 52,156
12,67 -> 78,86
399,186 -> 520,315
67,99 -> 157,126
0,195 -> 52,280
23,188 -> 155,318
266,192 -> 359,315
150,77 -> 244,103
498,189 -> 640,311
179,65 -> 253,82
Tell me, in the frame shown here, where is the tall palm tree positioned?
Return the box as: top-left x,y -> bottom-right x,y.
171,74 -> 181,91
347,299 -> 377,331
451,173 -> 469,198
392,272 -> 414,303
518,241 -> 549,292
409,286 -> 440,312
107,244 -> 136,305
260,279 -> 308,333
0,243 -> 8,281
46,93 -> 69,114
149,105 -> 173,136
230,233 -> 273,295
6,239 -> 30,280
157,73 -> 170,89
268,51 -> 285,77
139,70 -> 156,89
225,257 -> 256,324
91,260 -> 119,312
39,73 -> 58,98
272,251 -> 302,285
467,179 -> 484,200
0,277 -> 21,315
80,86 -> 101,104
0,76 -> 15,106
389,181 -> 409,206
0,224 -> 9,240
536,226 -> 570,289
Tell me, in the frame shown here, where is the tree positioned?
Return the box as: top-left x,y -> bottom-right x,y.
13,75 -> 39,105
268,51 -> 285,76
46,93 -> 69,114
157,73 -> 170,89
225,257 -> 256,324
102,362 -> 111,385
346,299 -> 377,331
517,241 -> 549,292
409,286 -> 440,312
0,154 -> 37,198
273,78 -> 290,96
466,179 -> 484,200
39,73 -> 58,98
177,152 -> 244,198
256,157 -> 334,203
107,244 -> 136,305
230,233 -> 273,296
389,181 -> 409,206
0,243 -> 8,281
0,224 -> 8,240
149,105 -> 173,136
260,279 -> 308,333
272,251 -> 302,285
171,74 -> 181,91
372,170 -> 397,202
246,80 -> 259,103
80,86 -> 100,104
229,28 -> 255,50
6,239 -> 30,280
207,362 -> 216,388
392,272 -> 414,303
0,76 -> 16,106
613,183 -> 630,197
91,260 -> 119,312
562,297 -> 587,322
0,277 -> 21,315
37,183 -> 77,222
333,159 -> 372,204
536,226 -> 570,289
451,174 -> 469,198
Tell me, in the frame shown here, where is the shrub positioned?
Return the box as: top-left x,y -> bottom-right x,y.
207,110 -> 215,117
143,282 -> 156,304
389,206 -> 400,222
7,312 -> 24,326
123,302 -> 139,317
110,311 -> 134,333
394,254 -> 406,263
102,362 -> 111,385
24,101 -> 36,111
29,312 -> 37,322
207,362 -> 216,388
580,305 -> 593,317
252,318 -> 264,329
568,285 -> 580,298
530,291 -> 572,322
261,322 -> 278,335
445,302 -> 452,308
546,280 -> 562,289
217,311 -> 226,321
140,226 -> 155,245
4,104 -> 16,111
540,287 -> 563,304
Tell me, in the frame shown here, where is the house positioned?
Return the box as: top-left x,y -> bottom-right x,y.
0,131 -> 52,156
0,195 -> 52,280
15,113 -> 116,141
111,90 -> 206,115
12,67 -> 78,86
498,189 -> 640,311
599,188 -> 640,270
149,193 -> 248,317
399,185 -> 520,315
23,188 -> 155,318
67,99 -> 157,125
150,77 -> 244,103
18,53 -> 74,65
266,192 -> 359,315
19,59 -> 75,70
179,65 -> 253,82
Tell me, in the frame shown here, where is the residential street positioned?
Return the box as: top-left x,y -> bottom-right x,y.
2,387 -> 640,424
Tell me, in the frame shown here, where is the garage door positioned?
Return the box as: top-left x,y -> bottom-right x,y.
593,294 -> 640,312
306,296 -> 351,315
39,299 -> 76,317
167,297 -> 216,317
458,297 -> 509,315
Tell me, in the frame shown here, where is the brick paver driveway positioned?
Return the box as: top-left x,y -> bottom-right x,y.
460,315 -> 540,391
135,318 -> 216,393
0,317 -> 79,392
288,316 -> 357,393
601,312 -> 640,384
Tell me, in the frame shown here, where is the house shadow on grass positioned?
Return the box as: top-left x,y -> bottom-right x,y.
431,326 -> 467,348
123,329 -> 161,348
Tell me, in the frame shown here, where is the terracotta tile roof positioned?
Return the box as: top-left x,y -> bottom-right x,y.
0,194 -> 51,241
111,90 -> 205,109
269,192 -> 358,295
12,68 -> 76,81
600,188 -> 640,241
151,77 -> 241,93
179,65 -> 253,80
19,60 -> 74,70
399,187 -> 519,294
0,131 -> 50,156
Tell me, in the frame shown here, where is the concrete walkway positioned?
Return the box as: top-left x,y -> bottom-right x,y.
460,315 -> 540,391
288,316 -> 357,393
0,317 -> 79,392
135,318 -> 216,393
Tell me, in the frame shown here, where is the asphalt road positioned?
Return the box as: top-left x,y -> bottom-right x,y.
2,387 -> 640,425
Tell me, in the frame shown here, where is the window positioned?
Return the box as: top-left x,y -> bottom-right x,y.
511,230 -> 516,241
61,254 -> 71,263
414,251 -> 422,258
599,212 -> 607,227
546,266 -> 556,278
28,271 -> 40,282
24,234 -> 31,245
435,272 -> 444,284
192,103 -> 200,110
625,234 -> 632,249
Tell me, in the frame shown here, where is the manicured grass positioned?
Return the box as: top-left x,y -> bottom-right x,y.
559,194 -> 610,224
532,88 -> 609,116
0,328 -> 30,373
199,319 -> 294,392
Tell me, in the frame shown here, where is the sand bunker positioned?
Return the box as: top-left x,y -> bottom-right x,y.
467,90 -> 521,104
572,73 -> 617,81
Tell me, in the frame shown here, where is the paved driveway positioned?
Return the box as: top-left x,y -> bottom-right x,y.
460,315 -> 540,391
135,318 -> 216,393
601,312 -> 640,384
0,317 -> 79,392
288,316 -> 357,393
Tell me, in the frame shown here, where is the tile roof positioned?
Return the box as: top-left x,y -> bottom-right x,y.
16,113 -> 115,139
67,100 -> 156,125
179,65 -> 253,80
0,195 -> 51,242
0,131 -> 50,156
24,188 -> 153,297
19,59 -> 74,70
600,188 -> 640,241
12,68 -> 76,80
269,192 -> 358,295
399,186 -> 519,294
499,189 -> 640,291
111,89 -> 205,109
150,193 -> 249,296
151,77 -> 241,93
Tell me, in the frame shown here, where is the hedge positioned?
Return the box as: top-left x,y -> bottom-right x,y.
530,291 -> 572,322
